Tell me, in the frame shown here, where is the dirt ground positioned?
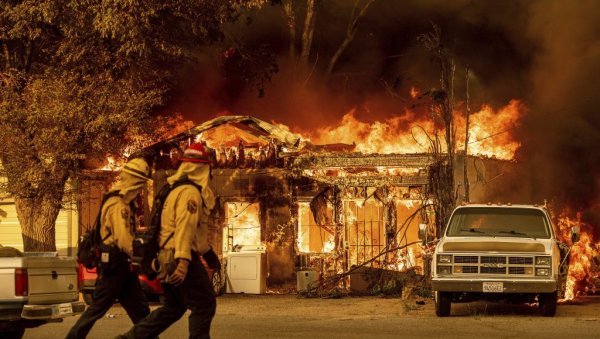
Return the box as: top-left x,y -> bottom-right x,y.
24,294 -> 600,338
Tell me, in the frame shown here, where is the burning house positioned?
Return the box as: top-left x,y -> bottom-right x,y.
140,115 -> 513,294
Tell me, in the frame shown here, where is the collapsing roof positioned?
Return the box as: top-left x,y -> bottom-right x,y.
157,115 -> 303,149
138,115 -> 434,187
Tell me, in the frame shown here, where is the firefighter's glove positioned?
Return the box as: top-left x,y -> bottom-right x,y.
168,259 -> 189,286
203,246 -> 221,271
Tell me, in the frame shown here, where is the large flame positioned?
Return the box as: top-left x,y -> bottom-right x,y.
298,202 -> 335,253
306,99 -> 524,160
223,202 -> 262,251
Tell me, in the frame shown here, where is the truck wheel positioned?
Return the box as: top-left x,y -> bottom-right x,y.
82,292 -> 94,305
435,291 -> 451,317
539,292 -> 557,317
2,327 -> 25,339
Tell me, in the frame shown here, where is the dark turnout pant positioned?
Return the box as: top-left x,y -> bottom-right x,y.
66,261 -> 150,339
122,253 -> 216,339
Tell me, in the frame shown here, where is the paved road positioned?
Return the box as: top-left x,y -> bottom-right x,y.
25,294 -> 600,339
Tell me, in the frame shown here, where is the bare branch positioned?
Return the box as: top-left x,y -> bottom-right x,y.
325,0 -> 375,77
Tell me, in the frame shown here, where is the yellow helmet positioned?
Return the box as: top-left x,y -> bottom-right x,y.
122,158 -> 151,180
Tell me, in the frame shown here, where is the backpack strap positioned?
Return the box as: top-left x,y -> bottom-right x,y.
94,191 -> 123,242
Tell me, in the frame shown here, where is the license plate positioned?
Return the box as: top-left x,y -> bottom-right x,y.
58,303 -> 73,315
482,282 -> 503,293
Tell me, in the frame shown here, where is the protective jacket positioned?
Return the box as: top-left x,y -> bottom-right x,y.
100,195 -> 135,257
159,162 -> 215,262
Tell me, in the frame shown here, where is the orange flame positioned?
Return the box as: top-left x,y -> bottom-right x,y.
223,202 -> 262,251
556,212 -> 599,300
306,100 -> 524,160
457,100 -> 524,159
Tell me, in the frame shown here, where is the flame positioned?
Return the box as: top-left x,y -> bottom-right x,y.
457,100 -> 524,159
556,212 -> 600,300
224,202 -> 262,251
397,247 -> 416,271
308,109 -> 433,154
410,86 -> 420,99
99,156 -> 121,171
202,124 -> 270,149
306,100 -> 524,160
297,203 -> 335,253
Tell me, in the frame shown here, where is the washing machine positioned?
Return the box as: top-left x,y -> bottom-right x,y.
226,246 -> 267,294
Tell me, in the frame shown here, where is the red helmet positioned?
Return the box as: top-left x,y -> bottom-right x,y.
179,142 -> 211,163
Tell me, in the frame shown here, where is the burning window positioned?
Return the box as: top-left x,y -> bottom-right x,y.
297,202 -> 335,253
223,202 -> 262,252
345,200 -> 385,267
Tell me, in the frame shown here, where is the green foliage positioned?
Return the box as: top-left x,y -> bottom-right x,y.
0,0 -> 239,249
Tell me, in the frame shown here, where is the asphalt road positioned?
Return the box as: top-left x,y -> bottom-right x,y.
25,294 -> 600,339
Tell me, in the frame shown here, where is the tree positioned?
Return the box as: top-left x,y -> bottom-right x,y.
418,24 -> 457,238
325,0 -> 375,78
0,0 -> 238,251
277,0 -> 374,81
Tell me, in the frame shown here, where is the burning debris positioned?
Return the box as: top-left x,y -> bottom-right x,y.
556,212 -> 600,300
122,111 -> 600,299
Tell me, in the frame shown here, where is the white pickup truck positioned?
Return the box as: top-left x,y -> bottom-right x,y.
420,203 -> 578,317
0,246 -> 85,338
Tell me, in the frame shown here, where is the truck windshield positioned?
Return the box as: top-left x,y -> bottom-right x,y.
446,207 -> 551,239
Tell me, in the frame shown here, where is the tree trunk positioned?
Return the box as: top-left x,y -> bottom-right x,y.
15,194 -> 61,252
300,0 -> 316,65
282,0 -> 296,59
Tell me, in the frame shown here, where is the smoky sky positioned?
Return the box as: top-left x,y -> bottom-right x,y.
165,0 -> 600,218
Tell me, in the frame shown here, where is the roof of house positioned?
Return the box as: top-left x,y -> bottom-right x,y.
156,115 -> 303,149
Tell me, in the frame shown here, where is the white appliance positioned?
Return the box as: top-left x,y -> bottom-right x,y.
226,246 -> 267,294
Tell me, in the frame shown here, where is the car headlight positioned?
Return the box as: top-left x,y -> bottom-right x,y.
438,254 -> 452,264
536,268 -> 550,276
535,256 -> 551,266
437,266 -> 452,275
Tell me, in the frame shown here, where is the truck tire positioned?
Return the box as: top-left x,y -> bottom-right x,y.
1,327 -> 25,339
435,291 -> 451,317
539,292 -> 557,317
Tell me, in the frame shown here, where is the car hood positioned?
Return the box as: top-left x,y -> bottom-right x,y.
438,236 -> 553,254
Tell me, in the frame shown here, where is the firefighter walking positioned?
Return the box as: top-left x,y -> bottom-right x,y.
117,142 -> 218,339
67,158 -> 153,339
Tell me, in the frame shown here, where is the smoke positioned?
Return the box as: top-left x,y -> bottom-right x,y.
509,0 -> 600,234
165,1 -> 600,221
171,0 -> 540,130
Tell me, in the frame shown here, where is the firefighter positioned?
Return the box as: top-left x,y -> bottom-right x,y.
67,158 -> 152,339
117,142 -> 219,339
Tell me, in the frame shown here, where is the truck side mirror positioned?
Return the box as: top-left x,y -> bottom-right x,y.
571,226 -> 581,243
418,223 -> 428,245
